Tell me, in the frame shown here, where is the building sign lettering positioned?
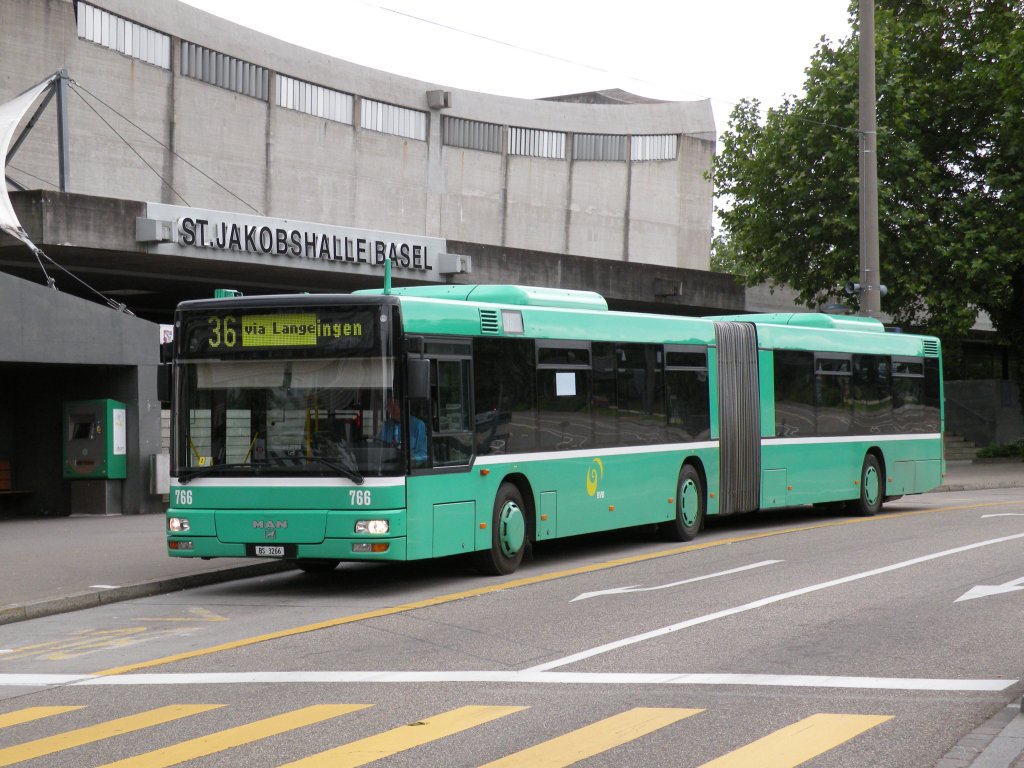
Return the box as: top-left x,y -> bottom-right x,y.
139,203 -> 456,282
178,217 -> 433,270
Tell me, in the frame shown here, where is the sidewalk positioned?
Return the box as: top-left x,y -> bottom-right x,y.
0,514 -> 292,625
935,459 -> 1024,493
1,460 -> 1021,626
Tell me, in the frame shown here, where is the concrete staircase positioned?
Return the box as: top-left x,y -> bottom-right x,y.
944,433 -> 979,461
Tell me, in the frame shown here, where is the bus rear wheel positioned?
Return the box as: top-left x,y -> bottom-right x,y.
474,483 -> 527,576
849,454 -> 883,516
660,464 -> 705,542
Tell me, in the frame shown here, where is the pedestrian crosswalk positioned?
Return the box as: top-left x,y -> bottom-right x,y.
0,702 -> 892,767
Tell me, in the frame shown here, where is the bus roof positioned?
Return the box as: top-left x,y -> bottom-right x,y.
353,284 -> 608,312
708,312 -> 887,334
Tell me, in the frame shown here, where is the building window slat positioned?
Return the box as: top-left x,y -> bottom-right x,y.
76,2 -> 170,70
508,126 -> 565,159
177,40 -> 268,100
276,74 -> 353,125
574,134 -> 628,161
630,134 -> 679,161
360,98 -> 426,140
441,116 -> 501,153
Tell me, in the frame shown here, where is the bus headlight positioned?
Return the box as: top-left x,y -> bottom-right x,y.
355,519 -> 389,535
168,517 -> 191,533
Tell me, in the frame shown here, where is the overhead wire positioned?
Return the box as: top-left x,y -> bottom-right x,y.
69,80 -> 262,215
5,164 -> 58,189
6,77 -> 264,313
356,0 -> 858,139
69,83 -> 191,207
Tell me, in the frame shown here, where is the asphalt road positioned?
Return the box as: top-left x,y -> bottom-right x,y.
1,486 -> 1023,767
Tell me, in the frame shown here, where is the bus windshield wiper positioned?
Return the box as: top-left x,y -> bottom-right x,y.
176,462 -> 253,484
305,455 -> 365,485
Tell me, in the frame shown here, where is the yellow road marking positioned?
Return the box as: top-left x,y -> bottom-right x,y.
279,705 -> 524,768
2,628 -> 150,662
0,705 -> 220,767
137,607 -> 228,622
479,707 -> 703,767
96,704 -> 369,768
698,713 -> 893,767
96,499 -> 1020,676
0,707 -> 83,729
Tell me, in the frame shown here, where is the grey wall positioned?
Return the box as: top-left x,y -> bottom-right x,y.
945,379 -> 1024,448
0,271 -> 163,515
1,0 -> 715,272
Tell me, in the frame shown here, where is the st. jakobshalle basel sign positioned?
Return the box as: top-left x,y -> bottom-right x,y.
137,203 -> 466,281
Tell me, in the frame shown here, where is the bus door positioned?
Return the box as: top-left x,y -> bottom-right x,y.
419,339 -> 474,469
714,321 -> 760,515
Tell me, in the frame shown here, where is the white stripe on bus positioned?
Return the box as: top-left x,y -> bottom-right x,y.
766,433 -> 941,446
172,477 -> 406,488
173,433 -> 940,482
476,442 -> 718,465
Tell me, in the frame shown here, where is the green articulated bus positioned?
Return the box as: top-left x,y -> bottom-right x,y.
167,284 -> 944,575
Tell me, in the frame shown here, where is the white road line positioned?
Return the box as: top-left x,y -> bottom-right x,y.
571,560 -> 783,602
0,674 -> 94,686
525,532 -> 1024,673
0,672 -> 1013,692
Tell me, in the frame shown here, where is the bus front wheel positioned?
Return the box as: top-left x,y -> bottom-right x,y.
474,483 -> 527,576
661,464 -> 705,542
849,454 -> 883,516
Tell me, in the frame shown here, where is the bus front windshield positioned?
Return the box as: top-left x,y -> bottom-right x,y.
173,304 -> 403,481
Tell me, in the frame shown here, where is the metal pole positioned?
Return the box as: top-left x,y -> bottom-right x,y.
858,0 -> 882,318
56,69 -> 71,193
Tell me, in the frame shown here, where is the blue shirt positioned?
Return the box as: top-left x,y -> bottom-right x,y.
380,416 -> 428,464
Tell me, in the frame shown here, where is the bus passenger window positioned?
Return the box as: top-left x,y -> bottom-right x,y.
665,345 -> 710,442
473,338 -> 535,455
774,350 -> 814,437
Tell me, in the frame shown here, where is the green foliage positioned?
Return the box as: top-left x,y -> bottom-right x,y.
976,441 -> 1024,460
713,0 -> 1024,344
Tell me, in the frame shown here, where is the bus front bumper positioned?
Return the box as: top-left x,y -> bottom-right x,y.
167,536 -> 407,561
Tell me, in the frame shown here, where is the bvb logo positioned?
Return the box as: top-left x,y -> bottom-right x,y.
585,458 -> 604,497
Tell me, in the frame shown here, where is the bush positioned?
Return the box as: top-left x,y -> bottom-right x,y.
976,440 -> 1024,459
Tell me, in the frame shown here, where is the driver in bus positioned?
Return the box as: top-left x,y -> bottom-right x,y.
379,395 -> 428,465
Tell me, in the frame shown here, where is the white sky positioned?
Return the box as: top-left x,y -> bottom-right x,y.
180,0 -> 854,140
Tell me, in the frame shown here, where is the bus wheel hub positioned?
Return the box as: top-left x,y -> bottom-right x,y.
498,501 -> 525,557
680,478 -> 699,527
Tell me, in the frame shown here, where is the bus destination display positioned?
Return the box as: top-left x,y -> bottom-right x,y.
180,308 -> 377,356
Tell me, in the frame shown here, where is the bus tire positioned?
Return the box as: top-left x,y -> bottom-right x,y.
849,454 -> 883,516
294,558 -> 340,574
661,464 -> 705,542
474,483 -> 527,576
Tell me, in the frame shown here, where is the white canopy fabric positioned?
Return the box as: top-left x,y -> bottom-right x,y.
0,75 -> 58,249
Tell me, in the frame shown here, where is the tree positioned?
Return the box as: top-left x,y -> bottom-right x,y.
713,0 -> 1024,359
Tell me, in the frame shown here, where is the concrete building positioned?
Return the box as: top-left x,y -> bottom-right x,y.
0,0 -> 845,516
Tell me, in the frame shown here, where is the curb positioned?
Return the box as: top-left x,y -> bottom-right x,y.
939,699 -> 1024,768
970,702 -> 1024,768
935,482 -> 1024,493
0,560 -> 295,626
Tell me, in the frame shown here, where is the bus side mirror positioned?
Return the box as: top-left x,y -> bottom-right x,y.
407,357 -> 430,400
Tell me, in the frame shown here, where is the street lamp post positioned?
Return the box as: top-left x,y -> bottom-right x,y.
858,0 -> 882,319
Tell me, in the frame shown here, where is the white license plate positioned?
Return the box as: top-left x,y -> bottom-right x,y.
254,545 -> 285,557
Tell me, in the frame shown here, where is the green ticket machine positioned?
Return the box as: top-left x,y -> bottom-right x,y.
63,399 -> 127,514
